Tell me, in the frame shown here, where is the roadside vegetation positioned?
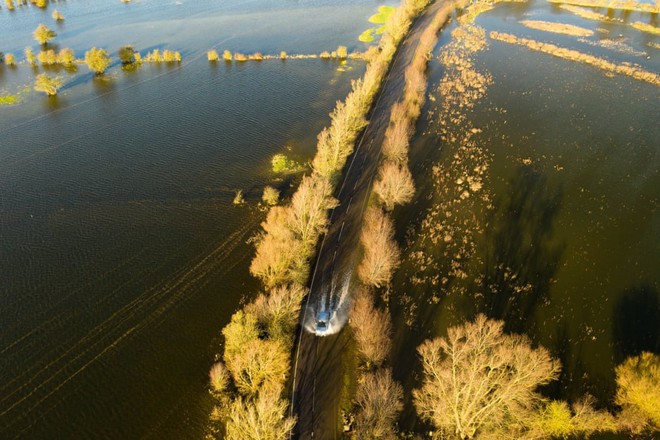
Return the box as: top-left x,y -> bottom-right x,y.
412,315 -> 660,438
206,0 -> 436,437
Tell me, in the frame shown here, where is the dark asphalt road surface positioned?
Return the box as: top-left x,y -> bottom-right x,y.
289,2 -> 448,438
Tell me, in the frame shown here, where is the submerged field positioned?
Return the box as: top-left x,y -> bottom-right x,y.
0,0 -> 658,438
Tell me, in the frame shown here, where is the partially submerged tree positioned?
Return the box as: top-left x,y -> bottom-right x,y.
25,47 -> 36,65
357,207 -> 400,288
615,351 -> 660,433
52,9 -> 64,20
353,369 -> 403,440
118,45 -> 136,64
207,49 -> 219,62
85,47 -> 111,75
349,288 -> 391,367
34,73 -> 62,96
33,24 -> 56,45
261,186 -> 279,206
413,314 -> 561,439
246,284 -> 305,344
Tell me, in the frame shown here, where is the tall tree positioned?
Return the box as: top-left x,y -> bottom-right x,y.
413,314 -> 560,439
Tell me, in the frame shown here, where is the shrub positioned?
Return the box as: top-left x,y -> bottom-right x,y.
223,50 -> 232,61
209,362 -> 230,394
37,49 -> 56,65
280,51 -> 287,60
25,47 -> 36,65
271,153 -> 302,173
319,50 -> 331,59
118,45 -> 135,64
57,48 -> 75,66
34,73 -> 62,96
353,369 -> 403,439
382,103 -> 411,162
357,207 -> 400,288
4,53 -> 15,66
249,52 -> 264,61
33,0 -> 47,8
336,45 -> 348,59
52,9 -> 64,20
373,161 -> 414,210
233,190 -> 245,205
349,288 -> 391,367
528,397 -> 618,438
234,52 -> 248,62
84,47 -> 111,75
5,0 -> 14,11
615,352 -> 660,431
162,50 -> 181,62
207,49 -> 219,62
261,186 -> 279,206
33,24 -> 56,45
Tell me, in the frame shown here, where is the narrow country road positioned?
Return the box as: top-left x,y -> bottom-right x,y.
289,1 -> 449,438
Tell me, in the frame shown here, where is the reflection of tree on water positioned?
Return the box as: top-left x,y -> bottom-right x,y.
480,165 -> 565,333
613,284 -> 660,363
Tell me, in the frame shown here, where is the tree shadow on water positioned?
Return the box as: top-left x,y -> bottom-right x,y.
612,284 -> 660,363
480,165 -> 565,333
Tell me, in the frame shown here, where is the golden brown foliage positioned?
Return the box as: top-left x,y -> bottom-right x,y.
615,352 -> 660,432
357,207 -> 400,288
209,362 -> 230,394
225,384 -> 296,440
528,396 -> 618,438
34,73 -> 62,96
84,47 -> 111,75
353,369 -> 403,439
413,314 -> 561,439
33,24 -> 56,45
246,284 -> 306,344
4,53 -> 15,66
490,32 -> 660,86
52,9 -> 64,20
373,161 -> 415,211
207,49 -> 219,62
25,47 -> 36,65
349,288 -> 392,367
261,186 -> 279,206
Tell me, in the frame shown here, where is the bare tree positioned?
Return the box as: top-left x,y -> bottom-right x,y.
246,283 -> 306,344
225,384 -> 296,440
413,314 -> 561,439
357,207 -> 401,288
225,337 -> 289,396
373,161 -> 415,211
353,369 -> 403,439
615,352 -> 660,433
349,288 -> 391,367
288,174 -> 337,250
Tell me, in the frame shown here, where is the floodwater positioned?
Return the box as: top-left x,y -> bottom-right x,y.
0,0 -> 387,438
390,0 -> 658,434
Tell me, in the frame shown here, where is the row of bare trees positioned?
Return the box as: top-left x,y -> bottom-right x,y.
341,3 -> 462,437
207,0 -> 438,438
413,314 -> 660,438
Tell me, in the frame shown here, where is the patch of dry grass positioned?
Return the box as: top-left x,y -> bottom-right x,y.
520,19 -> 594,36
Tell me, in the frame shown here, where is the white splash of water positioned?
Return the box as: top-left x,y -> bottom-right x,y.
304,272 -> 353,336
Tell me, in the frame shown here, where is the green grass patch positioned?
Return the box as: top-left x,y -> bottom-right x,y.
359,28 -> 376,42
272,153 -> 303,173
368,5 -> 395,24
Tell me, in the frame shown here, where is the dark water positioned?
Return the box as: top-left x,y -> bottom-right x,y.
0,0 -> 388,437
390,0 -> 659,433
